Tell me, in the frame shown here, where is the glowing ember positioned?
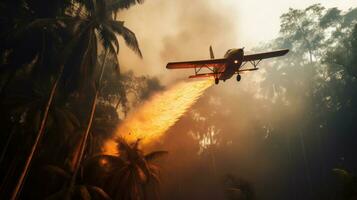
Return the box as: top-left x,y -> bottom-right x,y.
103,79 -> 213,155
99,158 -> 108,166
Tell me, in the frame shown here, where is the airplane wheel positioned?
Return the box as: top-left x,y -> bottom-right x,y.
215,78 -> 219,85
236,74 -> 241,82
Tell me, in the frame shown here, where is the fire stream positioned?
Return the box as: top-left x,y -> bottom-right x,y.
103,79 -> 213,155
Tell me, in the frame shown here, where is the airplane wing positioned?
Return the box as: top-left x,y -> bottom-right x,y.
166,58 -> 226,69
243,49 -> 289,62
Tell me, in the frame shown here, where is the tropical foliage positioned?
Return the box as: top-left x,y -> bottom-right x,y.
0,0 -> 166,199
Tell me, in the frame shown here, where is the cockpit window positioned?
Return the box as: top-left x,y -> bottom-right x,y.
224,49 -> 235,57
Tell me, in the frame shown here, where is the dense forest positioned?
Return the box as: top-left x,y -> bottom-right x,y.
156,4 -> 357,200
0,1 -> 356,200
0,0 -> 165,199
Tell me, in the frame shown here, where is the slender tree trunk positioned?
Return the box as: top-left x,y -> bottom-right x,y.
286,133 -> 297,200
208,129 -> 217,176
69,137 -> 82,172
209,147 -> 217,176
10,66 -> 64,200
10,22 -> 90,199
67,50 -> 108,198
299,130 -> 313,198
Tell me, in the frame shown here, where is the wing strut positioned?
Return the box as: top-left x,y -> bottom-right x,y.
249,59 -> 262,68
194,64 -> 217,75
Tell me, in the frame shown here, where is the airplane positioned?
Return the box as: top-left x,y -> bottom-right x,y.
166,46 -> 289,84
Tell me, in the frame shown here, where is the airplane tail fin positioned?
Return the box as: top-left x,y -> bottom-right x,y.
209,45 -> 214,59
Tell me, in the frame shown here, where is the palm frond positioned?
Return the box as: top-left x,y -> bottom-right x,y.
116,137 -> 130,150
84,154 -> 125,168
89,28 -> 98,73
43,165 -> 71,180
150,172 -> 162,185
109,0 -> 144,11
62,109 -> 81,127
132,138 -> 142,150
97,27 -> 119,62
58,21 -> 94,64
135,165 -> 148,183
145,151 -> 168,162
110,51 -> 121,73
78,185 -> 91,200
53,107 -> 80,132
97,25 -> 118,54
87,185 -> 112,200
110,21 -> 142,58
78,0 -> 95,17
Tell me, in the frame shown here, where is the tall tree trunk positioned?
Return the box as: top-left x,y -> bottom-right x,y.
10,66 -> 64,200
299,130 -> 313,199
208,129 -> 217,176
10,22 -> 90,199
67,50 -> 108,198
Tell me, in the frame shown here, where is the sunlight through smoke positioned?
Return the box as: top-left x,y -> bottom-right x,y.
103,79 -> 213,155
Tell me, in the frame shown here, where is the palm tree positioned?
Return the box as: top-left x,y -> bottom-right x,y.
9,0 -> 143,198
0,0 -> 144,198
43,164 -> 111,200
90,138 -> 167,200
68,0 -> 143,197
9,17 -> 89,200
8,7 -> 116,195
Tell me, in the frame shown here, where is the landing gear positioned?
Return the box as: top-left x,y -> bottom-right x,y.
236,74 -> 241,82
215,78 -> 219,85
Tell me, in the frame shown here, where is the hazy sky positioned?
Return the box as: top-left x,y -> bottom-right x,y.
236,0 -> 357,47
117,0 -> 357,81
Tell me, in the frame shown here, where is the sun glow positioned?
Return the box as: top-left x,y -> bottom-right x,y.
103,79 -> 213,155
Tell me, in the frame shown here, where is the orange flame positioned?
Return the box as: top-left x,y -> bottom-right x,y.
103,79 -> 213,155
